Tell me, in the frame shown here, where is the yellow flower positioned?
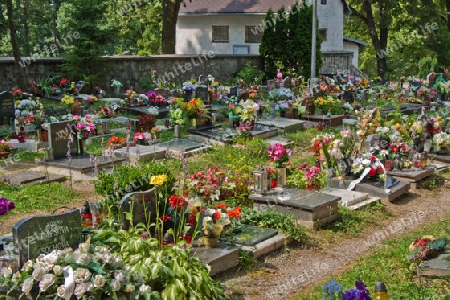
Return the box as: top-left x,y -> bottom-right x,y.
150,174 -> 168,186
15,100 -> 20,105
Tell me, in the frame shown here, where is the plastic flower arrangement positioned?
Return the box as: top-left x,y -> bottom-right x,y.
110,79 -> 123,88
388,141 -> 410,158
407,235 -> 449,263
73,115 -> 95,139
227,103 -> 243,117
267,143 -> 292,168
147,106 -> 159,116
11,87 -> 23,100
182,82 -> 196,91
125,89 -> 136,101
26,114 -> 44,130
310,133 -> 335,168
0,238 -> 153,299
237,125 -> 252,138
351,154 -> 385,182
85,96 -> 98,104
0,197 -> 15,216
97,106 -> 114,119
314,95 -> 341,114
187,167 -> 234,204
184,98 -> 206,119
287,162 -> 327,190
61,95 -> 75,108
15,98 -> 37,116
268,88 -> 293,102
0,139 -> 13,152
417,87 -> 438,100
107,135 -> 126,148
169,108 -> 185,125
132,132 -> 152,144
433,132 -> 450,150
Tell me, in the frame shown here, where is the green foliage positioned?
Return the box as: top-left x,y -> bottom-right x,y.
238,250 -> 256,270
15,150 -> 44,162
240,207 -> 307,243
137,75 -> 154,91
94,161 -> 175,208
60,0 -> 116,85
260,3 -> 322,78
235,61 -> 265,86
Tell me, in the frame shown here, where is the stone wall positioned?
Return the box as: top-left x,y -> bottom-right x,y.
0,55 -> 263,94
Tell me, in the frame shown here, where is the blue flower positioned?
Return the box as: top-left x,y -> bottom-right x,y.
322,279 -> 343,300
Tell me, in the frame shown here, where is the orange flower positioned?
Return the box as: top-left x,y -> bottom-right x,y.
215,203 -> 227,210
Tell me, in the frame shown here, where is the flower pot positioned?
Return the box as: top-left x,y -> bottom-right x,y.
0,152 -> 11,159
174,124 -> 181,139
202,236 -> 219,248
277,167 -> 287,187
79,139 -> 87,155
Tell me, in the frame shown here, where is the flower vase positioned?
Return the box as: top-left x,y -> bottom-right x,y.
79,139 -> 87,155
191,118 -> 197,128
276,166 -> 286,187
202,236 -> 219,248
174,124 -> 181,139
269,102 -> 276,118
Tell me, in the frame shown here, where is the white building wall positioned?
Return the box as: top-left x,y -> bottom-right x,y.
176,15 -> 265,55
317,1 -> 344,52
343,42 -> 360,67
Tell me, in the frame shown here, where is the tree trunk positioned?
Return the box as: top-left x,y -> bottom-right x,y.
162,0 -> 182,54
23,0 -> 30,55
7,0 -> 27,90
446,0 -> 450,33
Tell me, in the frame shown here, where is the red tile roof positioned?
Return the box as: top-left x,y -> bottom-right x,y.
179,0 -> 305,14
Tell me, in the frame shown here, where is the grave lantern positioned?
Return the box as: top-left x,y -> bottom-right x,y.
253,168 -> 268,194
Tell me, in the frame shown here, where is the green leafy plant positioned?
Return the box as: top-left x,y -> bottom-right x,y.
240,207 -> 306,243
238,250 -> 256,271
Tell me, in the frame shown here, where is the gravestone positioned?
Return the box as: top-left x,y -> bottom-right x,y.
195,86 -> 209,101
118,188 -> 157,230
266,79 -> 277,91
48,121 -> 78,159
155,88 -> 169,99
0,91 -> 15,126
283,77 -> 291,89
198,75 -> 209,86
366,134 -> 381,152
12,209 -> 81,266
250,188 -> 341,228
233,225 -> 278,246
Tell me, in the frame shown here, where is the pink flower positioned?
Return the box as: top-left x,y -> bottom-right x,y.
73,115 -> 80,120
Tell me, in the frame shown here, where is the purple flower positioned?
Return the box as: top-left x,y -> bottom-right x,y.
342,289 -> 358,300
8,201 -> 15,210
0,204 -> 8,216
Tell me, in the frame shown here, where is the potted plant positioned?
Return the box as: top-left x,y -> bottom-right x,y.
0,139 -> 13,158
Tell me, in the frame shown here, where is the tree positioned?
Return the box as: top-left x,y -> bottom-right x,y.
162,0 -> 191,54
6,0 -> 27,89
260,3 -> 322,79
60,0 -> 116,86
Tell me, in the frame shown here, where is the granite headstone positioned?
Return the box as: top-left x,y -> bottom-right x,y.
0,91 -> 15,126
195,86 -> 209,101
12,209 -> 81,266
48,121 -> 78,159
119,188 -> 157,230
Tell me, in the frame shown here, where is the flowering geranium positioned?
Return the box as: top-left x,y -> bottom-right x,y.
168,194 -> 188,212
73,115 -> 95,139
267,143 -> 292,167
11,87 -> 23,100
107,135 -> 126,148
0,197 -> 15,216
0,139 -> 13,152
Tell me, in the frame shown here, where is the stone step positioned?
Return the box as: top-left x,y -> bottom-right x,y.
320,187 -> 369,207
191,242 -> 241,276
345,196 -> 380,210
241,234 -> 286,258
255,117 -> 305,133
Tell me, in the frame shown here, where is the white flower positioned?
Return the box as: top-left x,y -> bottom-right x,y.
125,283 -> 135,293
94,274 -> 106,288
139,284 -> 151,292
1,267 -> 12,278
78,242 -> 90,253
22,277 -> 34,295
74,282 -> 89,299
22,260 -> 33,272
57,285 -> 66,298
114,270 -> 127,283
75,253 -> 90,265
74,268 -> 91,283
53,265 -> 63,276
39,274 -> 55,292
43,252 -> 59,266
11,271 -> 21,283
32,267 -> 45,281
111,279 -> 121,291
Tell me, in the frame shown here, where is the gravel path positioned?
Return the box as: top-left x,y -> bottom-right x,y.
218,178 -> 450,299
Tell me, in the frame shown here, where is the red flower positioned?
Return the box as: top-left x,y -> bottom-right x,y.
228,207 -> 242,219
187,214 -> 197,226
213,212 -> 221,221
371,156 -> 376,162
271,179 -> 278,188
168,194 -> 188,211
376,167 -> 383,173
60,78 -> 68,86
368,168 -> 377,177
215,203 -> 227,210
160,215 -> 172,222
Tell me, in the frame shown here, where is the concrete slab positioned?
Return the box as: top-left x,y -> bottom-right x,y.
331,177 -> 410,202
192,242 -> 241,276
250,188 -> 341,229
418,249 -> 450,277
9,139 -> 49,152
255,117 -> 305,133
300,114 -> 344,127
321,188 -> 369,207
241,234 -> 286,258
41,155 -> 125,174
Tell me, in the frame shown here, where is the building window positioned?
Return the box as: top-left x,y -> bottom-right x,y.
212,26 -> 229,43
319,28 -> 327,41
245,26 -> 262,43
321,0 -> 327,4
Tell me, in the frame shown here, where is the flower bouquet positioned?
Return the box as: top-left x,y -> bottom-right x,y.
61,95 -> 75,108
287,162 -> 327,190
267,143 -> 292,168
187,167 -> 234,205
73,115 -> 95,139
433,132 -> 450,153
0,139 -> 13,153
407,235 -> 449,263
351,154 -> 385,182
169,108 -> 185,126
0,197 -> 15,216
183,98 -> 207,120
182,82 -> 196,91
107,135 -> 126,149
0,238 -> 153,299
15,98 -> 37,116
133,132 -> 152,145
